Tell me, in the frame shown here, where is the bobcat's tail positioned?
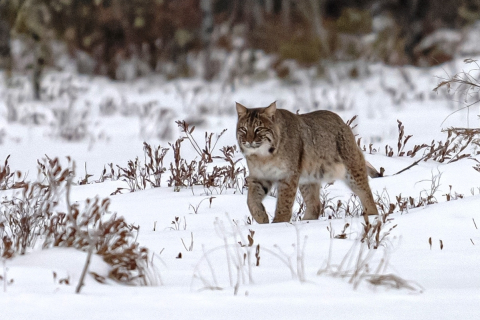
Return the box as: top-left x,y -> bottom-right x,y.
366,161 -> 383,178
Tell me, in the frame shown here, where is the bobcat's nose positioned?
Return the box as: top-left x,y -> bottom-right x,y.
244,140 -> 260,148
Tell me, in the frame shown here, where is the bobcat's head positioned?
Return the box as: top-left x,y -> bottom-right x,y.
235,102 -> 278,157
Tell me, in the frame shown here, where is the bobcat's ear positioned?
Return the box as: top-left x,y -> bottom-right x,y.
263,101 -> 277,120
235,102 -> 247,118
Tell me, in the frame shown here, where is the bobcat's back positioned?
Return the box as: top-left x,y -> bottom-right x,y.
237,106 -> 358,183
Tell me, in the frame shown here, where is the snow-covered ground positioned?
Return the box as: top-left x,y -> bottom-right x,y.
1,58 -> 479,319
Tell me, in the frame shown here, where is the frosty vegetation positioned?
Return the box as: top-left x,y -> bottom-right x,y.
1,4 -> 480,315
1,57 -> 480,298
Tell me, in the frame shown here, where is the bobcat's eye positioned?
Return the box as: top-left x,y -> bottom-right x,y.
238,127 -> 247,134
254,127 -> 261,134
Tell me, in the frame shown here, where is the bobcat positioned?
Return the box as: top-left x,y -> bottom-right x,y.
235,101 -> 378,224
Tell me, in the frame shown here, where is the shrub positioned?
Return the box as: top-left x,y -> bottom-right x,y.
0,156 -> 157,286
279,36 -> 325,65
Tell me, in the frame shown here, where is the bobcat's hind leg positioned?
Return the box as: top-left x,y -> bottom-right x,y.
247,177 -> 272,224
337,131 -> 378,217
299,183 -> 321,220
344,164 -> 378,216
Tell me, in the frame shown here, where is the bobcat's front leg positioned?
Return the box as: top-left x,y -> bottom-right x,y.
247,177 -> 272,224
272,175 -> 299,223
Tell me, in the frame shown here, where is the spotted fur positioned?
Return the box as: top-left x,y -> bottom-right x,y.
236,101 -> 378,224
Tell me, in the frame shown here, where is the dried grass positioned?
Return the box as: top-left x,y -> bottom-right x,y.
0,156 -> 159,288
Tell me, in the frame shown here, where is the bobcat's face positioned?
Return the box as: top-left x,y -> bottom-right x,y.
235,102 -> 277,157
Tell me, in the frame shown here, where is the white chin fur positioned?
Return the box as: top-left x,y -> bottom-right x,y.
241,143 -> 272,157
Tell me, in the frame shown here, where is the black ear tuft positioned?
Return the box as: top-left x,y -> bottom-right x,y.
236,102 -> 248,117
263,101 -> 276,119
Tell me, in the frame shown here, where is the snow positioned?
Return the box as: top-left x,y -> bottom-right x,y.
1,57 -> 480,319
